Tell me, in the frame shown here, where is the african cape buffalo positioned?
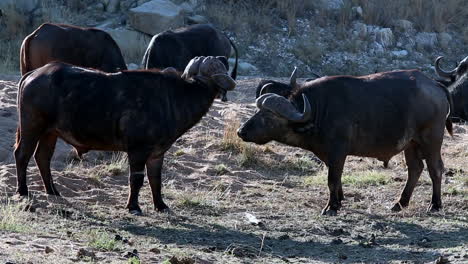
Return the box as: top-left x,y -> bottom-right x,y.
15,56 -> 235,215
141,24 -> 238,101
20,23 -> 127,75
238,69 -> 452,216
435,56 -> 468,121
256,68 -> 390,168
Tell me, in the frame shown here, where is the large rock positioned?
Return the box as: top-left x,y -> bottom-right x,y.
376,28 -> 394,48
0,0 -> 40,13
415,32 -> 438,52
103,27 -> 151,64
128,0 -> 184,35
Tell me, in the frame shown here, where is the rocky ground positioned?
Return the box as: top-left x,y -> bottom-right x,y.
0,75 -> 467,263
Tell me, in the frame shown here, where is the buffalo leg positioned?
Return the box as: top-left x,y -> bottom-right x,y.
392,145 -> 424,212
146,155 -> 169,211
126,151 -> 150,215
322,152 -> 346,216
34,132 -> 60,195
14,131 -> 41,196
424,152 -> 444,212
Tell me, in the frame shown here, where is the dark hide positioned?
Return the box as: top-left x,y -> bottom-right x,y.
14,57 -> 235,215
141,24 -> 238,101
20,23 -> 127,75
238,70 -> 452,216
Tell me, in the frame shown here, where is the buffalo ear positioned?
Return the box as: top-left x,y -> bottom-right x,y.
211,74 -> 236,91
216,56 -> 229,71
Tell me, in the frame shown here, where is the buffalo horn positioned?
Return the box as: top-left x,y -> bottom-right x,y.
259,83 -> 275,97
257,93 -> 311,123
182,56 -> 203,79
289,66 -> 298,88
435,56 -> 456,79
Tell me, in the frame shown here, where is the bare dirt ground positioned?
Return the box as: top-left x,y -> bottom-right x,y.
0,75 -> 467,264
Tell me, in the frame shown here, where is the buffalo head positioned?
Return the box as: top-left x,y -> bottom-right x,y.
255,67 -> 298,99
182,56 -> 235,99
435,56 -> 468,83
237,93 -> 311,144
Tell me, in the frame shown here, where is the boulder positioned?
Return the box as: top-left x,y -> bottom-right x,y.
391,50 -> 408,58
103,27 -> 151,64
187,14 -> 209,25
376,28 -> 394,48
128,0 -> 184,35
415,32 -> 438,52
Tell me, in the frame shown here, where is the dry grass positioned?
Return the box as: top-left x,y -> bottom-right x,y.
351,0 -> 468,33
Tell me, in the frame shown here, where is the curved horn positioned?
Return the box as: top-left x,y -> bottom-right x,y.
258,93 -> 312,123
182,56 -> 203,79
289,66 -> 298,88
259,83 -> 275,97
435,56 -> 456,79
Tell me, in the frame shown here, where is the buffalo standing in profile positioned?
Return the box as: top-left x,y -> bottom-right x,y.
238,69 -> 452,215
20,23 -> 127,75
256,68 -> 390,168
142,24 -> 238,101
15,56 -> 235,215
435,56 -> 468,121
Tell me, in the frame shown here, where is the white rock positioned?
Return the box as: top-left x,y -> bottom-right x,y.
391,50 -> 408,58
352,6 -> 363,18
103,27 -> 151,63
376,28 -> 394,48
127,63 -> 139,70
370,42 -> 384,55
187,14 -> 208,25
129,0 -> 184,35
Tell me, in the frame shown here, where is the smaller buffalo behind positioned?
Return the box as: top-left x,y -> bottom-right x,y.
142,24 -> 238,101
238,69 -> 452,216
20,23 -> 127,75
15,56 -> 235,215
435,56 -> 468,122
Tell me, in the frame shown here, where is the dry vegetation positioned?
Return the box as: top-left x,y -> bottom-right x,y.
0,75 -> 465,263
0,78 -> 466,263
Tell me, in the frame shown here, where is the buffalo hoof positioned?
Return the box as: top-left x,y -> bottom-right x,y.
321,206 -> 338,216
156,202 -> 169,212
390,203 -> 404,212
16,188 -> 29,196
427,204 -> 442,213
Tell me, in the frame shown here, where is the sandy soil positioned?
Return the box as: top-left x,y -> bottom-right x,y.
0,75 -> 467,264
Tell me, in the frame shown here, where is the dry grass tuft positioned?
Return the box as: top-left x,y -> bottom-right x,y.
0,198 -> 34,233
220,114 -> 262,167
304,169 -> 391,187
